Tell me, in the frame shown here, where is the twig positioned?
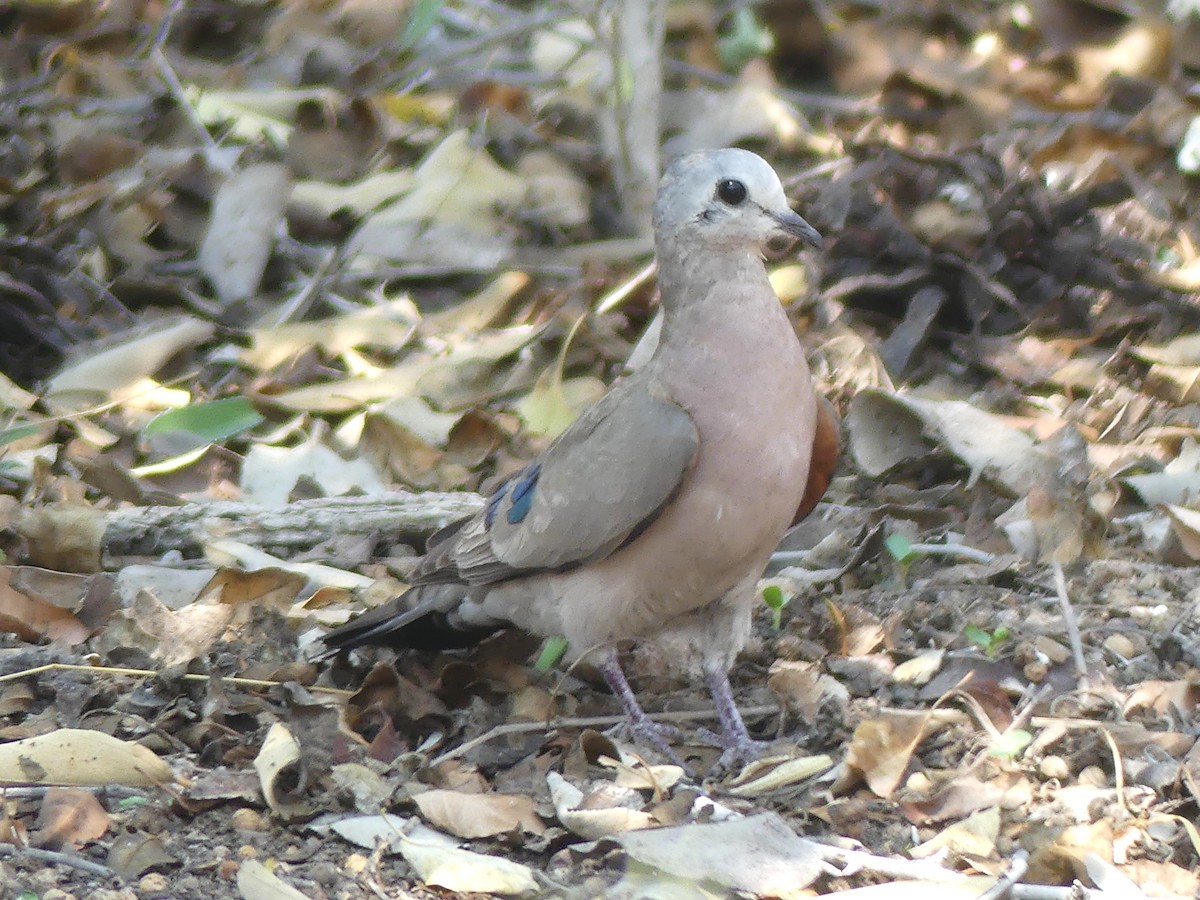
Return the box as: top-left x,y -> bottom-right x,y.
1099,727 -> 1129,817
428,704 -> 781,766
0,843 -> 115,879
1052,562 -> 1088,685
334,262 -> 582,282
978,849 -> 1029,900
150,48 -> 216,150
663,58 -> 871,114
813,842 -> 962,882
389,8 -> 575,89
0,662 -> 352,697
262,246 -> 339,328
596,260 -> 657,314
908,542 -> 997,564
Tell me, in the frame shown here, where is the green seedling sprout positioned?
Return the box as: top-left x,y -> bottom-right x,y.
762,584 -> 790,631
885,532 -> 922,587
989,727 -> 1032,760
964,623 -> 1011,658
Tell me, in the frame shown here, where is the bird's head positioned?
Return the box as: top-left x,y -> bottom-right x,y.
652,148 -> 821,257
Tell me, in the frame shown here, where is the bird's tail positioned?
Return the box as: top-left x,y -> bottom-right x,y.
322,583 -> 498,653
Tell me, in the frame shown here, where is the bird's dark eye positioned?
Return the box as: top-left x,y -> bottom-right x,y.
716,179 -> 747,205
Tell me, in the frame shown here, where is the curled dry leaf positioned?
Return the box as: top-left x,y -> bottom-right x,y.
546,771 -> 657,840
723,754 -> 835,797
107,830 -> 178,882
349,130 -> 525,268
840,709 -> 934,799
253,723 -> 313,820
0,565 -> 91,642
909,805 -> 1001,859
92,587 -> 234,666
241,297 -> 419,371
846,389 -> 1059,496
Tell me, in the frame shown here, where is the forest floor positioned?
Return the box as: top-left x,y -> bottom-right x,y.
1,0 -> 1200,897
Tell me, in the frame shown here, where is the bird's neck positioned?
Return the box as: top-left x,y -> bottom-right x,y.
655,242 -> 777,339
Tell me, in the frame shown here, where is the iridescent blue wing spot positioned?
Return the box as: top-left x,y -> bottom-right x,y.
506,464 -> 541,525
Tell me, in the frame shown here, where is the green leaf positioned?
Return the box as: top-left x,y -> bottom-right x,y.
885,533 -> 918,565
399,0 -> 445,50
989,728 -> 1032,759
534,636 -> 570,672
143,397 -> 263,443
716,7 -> 775,72
0,423 -> 41,447
963,624 -> 992,651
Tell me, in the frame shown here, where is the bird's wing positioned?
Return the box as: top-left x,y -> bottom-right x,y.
415,375 -> 699,586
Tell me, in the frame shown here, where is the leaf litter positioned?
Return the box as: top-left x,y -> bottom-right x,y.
1,0 -> 1200,897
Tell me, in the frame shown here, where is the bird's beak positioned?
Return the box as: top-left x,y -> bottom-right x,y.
772,210 -> 823,249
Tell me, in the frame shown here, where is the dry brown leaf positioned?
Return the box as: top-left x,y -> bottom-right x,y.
397,837 -> 538,895
412,789 -> 544,838
0,729 -> 175,786
0,566 -> 91,644
33,786 -> 111,849
199,163 -> 292,303
840,709 -> 935,799
910,805 -> 1001,859
45,315 -> 216,408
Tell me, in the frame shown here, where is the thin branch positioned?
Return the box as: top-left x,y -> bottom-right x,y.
978,849 -> 1029,900
0,843 -> 115,879
1052,562 -> 1088,685
0,662 -> 353,697
429,704 -> 781,766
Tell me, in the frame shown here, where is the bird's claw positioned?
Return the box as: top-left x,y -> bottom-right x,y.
696,727 -> 772,773
611,718 -> 687,768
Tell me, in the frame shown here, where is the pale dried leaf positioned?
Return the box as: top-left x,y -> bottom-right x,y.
0,729 -> 175,786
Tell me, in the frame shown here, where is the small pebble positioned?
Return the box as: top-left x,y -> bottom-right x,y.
1103,634 -> 1135,658
138,873 -> 169,894
905,771 -> 933,793
1039,756 -> 1070,780
231,808 -> 270,832
1023,659 -> 1048,683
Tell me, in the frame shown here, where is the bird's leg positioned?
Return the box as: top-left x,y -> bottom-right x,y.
598,651 -> 685,766
705,667 -> 771,769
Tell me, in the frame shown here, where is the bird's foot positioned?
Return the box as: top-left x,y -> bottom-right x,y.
696,726 -> 772,772
598,652 -> 686,767
614,717 -> 687,768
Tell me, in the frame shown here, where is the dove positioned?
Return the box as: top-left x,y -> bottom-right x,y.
324,148 -> 838,765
